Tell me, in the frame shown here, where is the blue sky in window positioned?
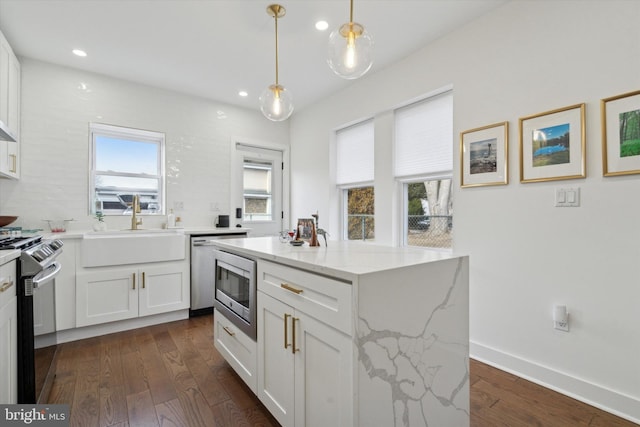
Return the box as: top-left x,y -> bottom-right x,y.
96,136 -> 158,175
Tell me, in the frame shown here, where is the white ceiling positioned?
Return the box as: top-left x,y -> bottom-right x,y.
0,0 -> 507,114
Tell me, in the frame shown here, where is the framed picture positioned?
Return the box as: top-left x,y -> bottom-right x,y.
460,121 -> 509,188
296,218 -> 315,242
601,89 -> 640,176
519,103 -> 586,183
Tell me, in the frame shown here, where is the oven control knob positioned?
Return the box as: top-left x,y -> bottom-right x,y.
32,250 -> 45,262
49,240 -> 63,250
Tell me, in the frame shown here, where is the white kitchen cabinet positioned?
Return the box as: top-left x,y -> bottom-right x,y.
257,260 -> 353,427
0,260 -> 17,403
213,309 -> 257,393
0,29 -> 20,179
76,261 -> 188,327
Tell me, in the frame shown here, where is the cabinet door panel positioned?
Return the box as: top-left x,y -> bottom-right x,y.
138,263 -> 188,316
257,292 -> 294,427
76,269 -> 137,327
295,313 -> 353,427
0,294 -> 17,404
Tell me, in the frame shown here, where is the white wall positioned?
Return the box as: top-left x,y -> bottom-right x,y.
0,58 -> 289,231
290,1 -> 640,422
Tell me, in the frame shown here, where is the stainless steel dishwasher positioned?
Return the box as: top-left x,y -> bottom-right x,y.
190,232 -> 247,316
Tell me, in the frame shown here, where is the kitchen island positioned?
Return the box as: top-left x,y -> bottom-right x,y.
211,236 -> 469,427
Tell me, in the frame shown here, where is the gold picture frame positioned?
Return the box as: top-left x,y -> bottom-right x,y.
519,103 -> 586,183
460,121 -> 509,188
601,89 -> 640,176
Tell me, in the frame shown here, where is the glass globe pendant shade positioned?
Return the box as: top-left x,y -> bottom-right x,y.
259,84 -> 294,122
327,22 -> 373,79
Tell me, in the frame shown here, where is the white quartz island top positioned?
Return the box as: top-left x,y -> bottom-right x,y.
210,236 -> 460,282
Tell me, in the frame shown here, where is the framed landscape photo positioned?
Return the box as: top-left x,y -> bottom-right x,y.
519,103 -> 586,183
460,121 -> 508,188
601,90 -> 640,176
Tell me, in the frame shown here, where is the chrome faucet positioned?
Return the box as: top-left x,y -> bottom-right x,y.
131,194 -> 143,230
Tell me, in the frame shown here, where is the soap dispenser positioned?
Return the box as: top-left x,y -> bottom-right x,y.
167,209 -> 176,228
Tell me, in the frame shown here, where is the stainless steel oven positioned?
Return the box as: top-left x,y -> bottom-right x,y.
213,249 -> 256,340
0,235 -> 64,404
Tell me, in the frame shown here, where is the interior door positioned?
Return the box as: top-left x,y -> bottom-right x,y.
233,143 -> 284,236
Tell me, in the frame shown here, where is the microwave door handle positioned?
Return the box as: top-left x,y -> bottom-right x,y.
217,260 -> 247,278
32,262 -> 62,288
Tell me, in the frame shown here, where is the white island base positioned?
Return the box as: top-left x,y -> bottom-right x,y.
212,237 -> 469,427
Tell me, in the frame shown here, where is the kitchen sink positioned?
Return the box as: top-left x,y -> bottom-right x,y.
81,229 -> 186,267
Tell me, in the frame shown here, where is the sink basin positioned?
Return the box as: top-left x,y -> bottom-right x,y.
82,229 -> 186,267
84,228 -> 185,238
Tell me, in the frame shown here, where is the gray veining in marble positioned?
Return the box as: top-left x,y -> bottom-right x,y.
357,258 -> 469,427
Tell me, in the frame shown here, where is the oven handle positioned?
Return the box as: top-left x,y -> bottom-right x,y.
32,261 -> 62,288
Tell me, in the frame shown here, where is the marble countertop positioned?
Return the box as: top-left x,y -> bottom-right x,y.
0,249 -> 20,265
42,227 -> 251,240
211,236 -> 462,282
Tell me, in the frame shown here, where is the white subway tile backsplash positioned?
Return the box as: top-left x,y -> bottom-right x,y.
0,58 -> 289,231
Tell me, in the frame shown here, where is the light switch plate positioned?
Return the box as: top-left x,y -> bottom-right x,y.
555,187 -> 580,207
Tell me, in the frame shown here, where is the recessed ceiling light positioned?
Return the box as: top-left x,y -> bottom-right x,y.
315,20 -> 329,31
72,49 -> 87,57
238,91 -> 248,97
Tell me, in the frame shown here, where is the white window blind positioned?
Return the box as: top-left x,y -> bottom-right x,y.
394,91 -> 453,177
336,120 -> 374,185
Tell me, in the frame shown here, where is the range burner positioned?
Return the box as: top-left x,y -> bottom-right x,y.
0,235 -> 42,250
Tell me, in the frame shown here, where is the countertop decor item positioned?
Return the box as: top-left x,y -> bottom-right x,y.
44,219 -> 74,233
0,215 -> 18,227
259,4 -> 294,122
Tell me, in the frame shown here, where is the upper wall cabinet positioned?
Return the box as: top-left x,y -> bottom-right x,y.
0,30 -> 20,179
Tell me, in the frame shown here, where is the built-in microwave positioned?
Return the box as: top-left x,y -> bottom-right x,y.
213,249 -> 257,340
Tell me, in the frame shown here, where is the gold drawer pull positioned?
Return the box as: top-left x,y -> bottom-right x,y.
223,326 -> 235,337
281,283 -> 303,294
0,281 -> 13,293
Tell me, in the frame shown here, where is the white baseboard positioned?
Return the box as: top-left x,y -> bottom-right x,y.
470,340 -> 640,425
55,310 -> 190,344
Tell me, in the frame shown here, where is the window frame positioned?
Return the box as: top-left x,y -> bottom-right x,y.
89,122 -> 166,216
340,183 -> 375,241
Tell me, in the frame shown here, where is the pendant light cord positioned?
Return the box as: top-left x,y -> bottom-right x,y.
349,0 -> 354,24
274,10 -> 279,86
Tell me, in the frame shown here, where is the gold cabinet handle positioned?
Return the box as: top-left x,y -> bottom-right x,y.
0,280 -> 13,293
292,317 -> 299,354
223,326 -> 235,337
281,283 -> 303,294
9,154 -> 16,173
284,313 -> 291,349
132,273 -> 136,290
142,272 -> 146,289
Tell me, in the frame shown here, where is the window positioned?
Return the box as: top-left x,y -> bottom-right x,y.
90,123 -> 165,215
405,179 -> 452,248
394,90 -> 453,248
336,120 -> 375,240
243,159 -> 273,221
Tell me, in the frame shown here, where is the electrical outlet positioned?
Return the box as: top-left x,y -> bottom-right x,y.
554,317 -> 569,332
174,201 -> 184,211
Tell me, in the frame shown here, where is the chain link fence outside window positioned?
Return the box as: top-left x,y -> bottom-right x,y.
407,215 -> 452,248
347,214 -> 375,240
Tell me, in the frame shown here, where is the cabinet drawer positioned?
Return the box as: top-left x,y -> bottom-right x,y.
258,260 -> 352,335
0,261 -> 16,309
213,309 -> 257,393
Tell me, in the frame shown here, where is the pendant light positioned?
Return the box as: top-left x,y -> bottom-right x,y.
260,4 -> 294,121
327,0 -> 373,79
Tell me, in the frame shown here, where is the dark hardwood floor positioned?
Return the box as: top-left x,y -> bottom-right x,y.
45,315 -> 638,427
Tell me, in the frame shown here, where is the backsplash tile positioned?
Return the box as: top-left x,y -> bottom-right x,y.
0,58 -> 289,231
